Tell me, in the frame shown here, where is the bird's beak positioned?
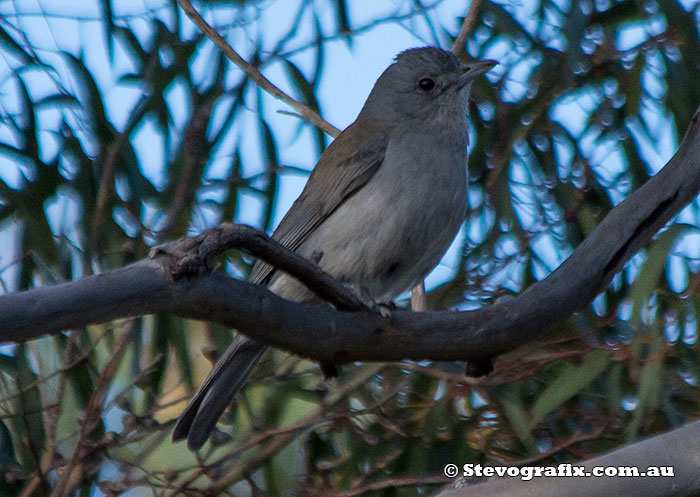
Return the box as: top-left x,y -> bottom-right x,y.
456,59 -> 498,89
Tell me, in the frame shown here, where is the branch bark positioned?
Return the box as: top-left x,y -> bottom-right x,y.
452,0 -> 483,56
176,0 -> 341,137
1,107 -> 699,365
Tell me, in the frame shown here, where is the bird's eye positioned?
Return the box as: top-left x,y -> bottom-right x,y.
418,77 -> 436,91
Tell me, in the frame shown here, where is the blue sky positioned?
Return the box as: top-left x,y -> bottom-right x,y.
0,0 -> 503,292
0,0 -> 690,301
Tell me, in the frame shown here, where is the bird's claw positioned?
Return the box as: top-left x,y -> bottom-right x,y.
342,283 -> 394,320
377,302 -> 394,320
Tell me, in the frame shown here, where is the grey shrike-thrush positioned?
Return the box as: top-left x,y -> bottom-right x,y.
173,46 -> 497,450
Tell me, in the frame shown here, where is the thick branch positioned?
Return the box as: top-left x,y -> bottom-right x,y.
1,107 -> 700,365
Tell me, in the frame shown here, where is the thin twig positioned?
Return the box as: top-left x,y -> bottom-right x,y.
91,134 -> 124,255
176,0 -> 340,137
451,0 -> 483,55
165,364 -> 385,495
214,364 -> 385,489
49,327 -> 132,497
324,475 -> 449,497
160,92 -> 215,235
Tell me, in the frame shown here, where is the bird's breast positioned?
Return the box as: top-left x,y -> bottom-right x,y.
296,127 -> 469,301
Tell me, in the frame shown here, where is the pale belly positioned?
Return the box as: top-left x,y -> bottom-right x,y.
269,158 -> 467,303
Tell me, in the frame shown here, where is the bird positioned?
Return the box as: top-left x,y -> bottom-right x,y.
173,46 -> 496,450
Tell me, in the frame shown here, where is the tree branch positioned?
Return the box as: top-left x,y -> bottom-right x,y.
452,0 -> 483,56
176,0 -> 341,137
151,223 -> 369,311
1,106 -> 699,365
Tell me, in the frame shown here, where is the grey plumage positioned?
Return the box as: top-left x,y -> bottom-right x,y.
173,47 -> 496,450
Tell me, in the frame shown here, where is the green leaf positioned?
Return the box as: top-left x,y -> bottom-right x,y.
34,93 -> 81,110
256,89 -> 281,232
497,383 -> 537,453
529,350 -> 611,427
0,24 -> 32,63
15,76 -> 38,160
282,59 -> 326,154
589,2 -> 641,27
61,52 -> 113,138
629,224 -> 693,328
332,0 -> 351,37
99,0 -> 115,60
8,344 -> 45,468
0,354 -> 17,375
113,26 -> 147,65
625,332 -> 665,441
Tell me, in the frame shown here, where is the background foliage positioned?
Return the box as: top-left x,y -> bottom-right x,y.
1,0 -> 699,495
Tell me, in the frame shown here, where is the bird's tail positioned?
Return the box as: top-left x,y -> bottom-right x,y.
172,336 -> 267,450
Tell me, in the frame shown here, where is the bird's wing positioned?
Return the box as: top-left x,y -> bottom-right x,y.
249,120 -> 386,285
